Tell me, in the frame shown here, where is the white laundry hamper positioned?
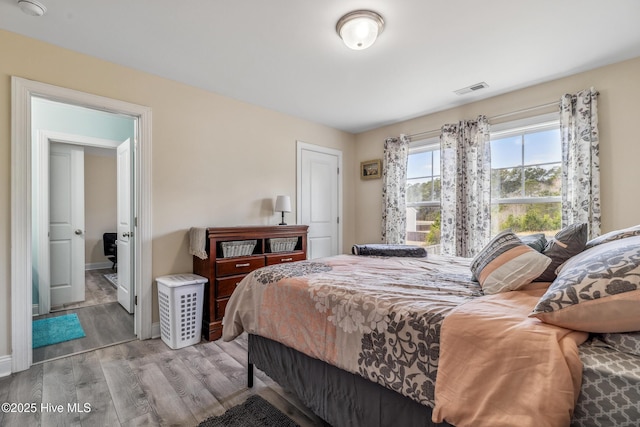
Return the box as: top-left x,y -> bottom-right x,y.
156,273 -> 207,349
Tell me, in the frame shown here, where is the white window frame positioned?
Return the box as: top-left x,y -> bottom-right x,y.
406,137 -> 441,210
490,112 -> 561,206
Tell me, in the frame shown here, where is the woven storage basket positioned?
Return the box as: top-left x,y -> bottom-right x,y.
221,240 -> 257,258
269,237 -> 297,253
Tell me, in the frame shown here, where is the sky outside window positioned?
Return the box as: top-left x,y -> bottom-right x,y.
492,128 -> 561,168
407,149 -> 440,179
524,129 -> 561,165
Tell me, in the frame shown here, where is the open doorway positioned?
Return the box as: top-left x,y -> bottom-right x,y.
11,77 -> 153,373
30,108 -> 136,362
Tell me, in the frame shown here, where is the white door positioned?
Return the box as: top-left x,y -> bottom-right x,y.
49,142 -> 85,306
299,146 -> 340,259
117,139 -> 134,313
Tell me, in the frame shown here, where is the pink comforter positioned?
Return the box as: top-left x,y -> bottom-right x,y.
432,287 -> 588,427
222,254 -> 480,407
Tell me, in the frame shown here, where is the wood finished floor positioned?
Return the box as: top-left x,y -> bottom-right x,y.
51,268 -> 118,311
0,334 -> 328,427
32,302 -> 136,364
33,269 -> 135,364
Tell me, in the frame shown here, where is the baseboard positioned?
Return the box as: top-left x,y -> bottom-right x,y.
151,322 -> 161,339
85,262 -> 112,270
33,304 -> 39,316
0,355 -> 12,378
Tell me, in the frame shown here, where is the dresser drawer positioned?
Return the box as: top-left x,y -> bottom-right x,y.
215,274 -> 245,298
265,251 -> 306,265
215,297 -> 229,321
216,255 -> 265,277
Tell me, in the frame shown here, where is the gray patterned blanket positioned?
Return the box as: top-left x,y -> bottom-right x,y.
222,254 -> 480,407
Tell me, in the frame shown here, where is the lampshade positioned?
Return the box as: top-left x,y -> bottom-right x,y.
18,0 -> 46,16
275,195 -> 291,213
336,10 -> 384,50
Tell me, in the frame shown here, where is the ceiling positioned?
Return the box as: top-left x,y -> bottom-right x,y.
2,0 -> 640,134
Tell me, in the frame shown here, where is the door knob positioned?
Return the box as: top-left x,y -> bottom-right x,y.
74,229 -> 83,235
123,232 -> 132,238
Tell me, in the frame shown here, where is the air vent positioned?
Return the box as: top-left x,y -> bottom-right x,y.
454,82 -> 489,96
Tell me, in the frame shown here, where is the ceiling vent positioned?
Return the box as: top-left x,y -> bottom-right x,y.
454,82 -> 489,96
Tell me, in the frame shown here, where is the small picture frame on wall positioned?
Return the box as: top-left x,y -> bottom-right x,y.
361,159 -> 382,179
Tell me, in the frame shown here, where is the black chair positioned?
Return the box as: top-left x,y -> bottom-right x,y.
103,232 -> 117,270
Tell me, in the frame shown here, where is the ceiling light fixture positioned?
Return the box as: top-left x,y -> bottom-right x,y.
18,0 -> 46,16
336,10 -> 384,50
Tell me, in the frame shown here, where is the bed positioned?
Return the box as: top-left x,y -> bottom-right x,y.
221,226 -> 640,427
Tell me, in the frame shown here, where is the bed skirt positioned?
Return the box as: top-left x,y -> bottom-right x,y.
248,334 -> 451,427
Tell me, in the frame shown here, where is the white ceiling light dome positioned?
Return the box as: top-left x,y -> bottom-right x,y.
18,0 -> 47,16
336,10 -> 384,50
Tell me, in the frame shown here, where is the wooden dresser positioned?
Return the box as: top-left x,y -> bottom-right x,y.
193,225 -> 308,341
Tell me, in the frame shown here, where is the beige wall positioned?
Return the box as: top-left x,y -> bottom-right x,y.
354,56 -> 640,245
2,26 -> 638,363
0,30 -> 356,358
84,153 -> 117,265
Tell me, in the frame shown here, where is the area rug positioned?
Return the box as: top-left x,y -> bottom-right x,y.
104,273 -> 118,288
197,395 -> 299,427
32,313 -> 86,349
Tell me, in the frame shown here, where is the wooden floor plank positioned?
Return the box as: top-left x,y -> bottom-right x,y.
2,364 -> 43,427
71,351 -> 120,426
79,304 -> 116,347
0,375 -> 10,426
98,345 -> 151,423
201,340 -> 251,388
119,412 -> 158,427
41,357 -> 81,427
102,302 -> 136,341
118,337 -> 174,364
135,362 -> 197,426
151,351 -> 221,422
188,342 -> 255,410
182,345 -> 252,415
215,336 -> 273,383
0,336 -> 330,427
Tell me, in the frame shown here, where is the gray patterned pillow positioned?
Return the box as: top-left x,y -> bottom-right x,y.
530,235 -> 640,333
518,233 -> 547,253
599,332 -> 640,357
585,224 -> 640,249
535,223 -> 588,282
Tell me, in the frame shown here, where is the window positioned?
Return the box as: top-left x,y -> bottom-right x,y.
490,113 -> 561,237
406,137 -> 441,251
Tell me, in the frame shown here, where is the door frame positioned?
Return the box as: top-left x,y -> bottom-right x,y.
36,130 -> 122,315
11,76 -> 153,372
296,141 -> 343,255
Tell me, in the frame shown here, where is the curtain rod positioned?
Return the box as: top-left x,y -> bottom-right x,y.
406,100 -> 559,140
406,90 -> 599,140
407,101 -> 559,139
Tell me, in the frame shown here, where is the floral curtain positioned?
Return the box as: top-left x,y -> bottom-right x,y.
560,87 -> 601,239
440,116 -> 491,257
382,134 -> 410,244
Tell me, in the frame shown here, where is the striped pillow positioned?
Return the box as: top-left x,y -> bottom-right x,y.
471,230 -> 552,294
